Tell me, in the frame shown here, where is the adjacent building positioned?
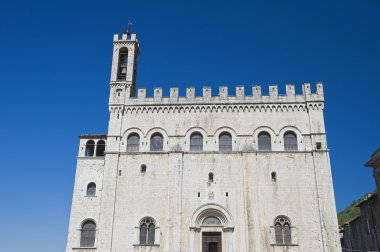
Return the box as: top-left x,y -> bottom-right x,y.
366,148 -> 380,202
340,148 -> 380,252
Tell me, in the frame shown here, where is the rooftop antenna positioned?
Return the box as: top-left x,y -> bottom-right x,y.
126,19 -> 133,35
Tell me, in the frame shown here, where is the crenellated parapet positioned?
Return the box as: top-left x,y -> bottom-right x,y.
108,83 -> 325,115
109,83 -> 324,107
134,83 -> 322,103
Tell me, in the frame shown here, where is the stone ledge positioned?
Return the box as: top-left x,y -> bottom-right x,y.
107,150 -> 328,155
270,243 -> 299,246
132,244 -> 160,247
72,247 -> 97,250
77,157 -> 105,160
79,134 -> 107,139
110,102 -> 325,115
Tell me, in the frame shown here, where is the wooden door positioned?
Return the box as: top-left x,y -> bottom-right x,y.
202,232 -> 222,252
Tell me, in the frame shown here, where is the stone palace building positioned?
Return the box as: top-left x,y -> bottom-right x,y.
66,31 -> 341,252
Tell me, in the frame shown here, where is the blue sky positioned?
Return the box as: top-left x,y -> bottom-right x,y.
0,0 -> 379,251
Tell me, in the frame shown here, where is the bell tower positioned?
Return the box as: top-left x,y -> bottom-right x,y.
107,30 -> 139,150
109,30 -> 139,103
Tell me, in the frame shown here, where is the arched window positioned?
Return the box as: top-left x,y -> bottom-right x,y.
258,132 -> 271,151
148,223 -> 155,244
271,172 -> 277,182
150,133 -> 163,152
219,132 -> 232,152
274,216 -> 291,244
85,140 -> 95,157
96,140 -> 105,157
190,132 -> 203,151
284,131 -> 298,151
86,182 -> 96,196
140,224 -> 147,244
80,220 -> 96,247
117,47 -> 128,80
127,133 -> 140,152
202,216 -> 222,226
139,217 -> 155,245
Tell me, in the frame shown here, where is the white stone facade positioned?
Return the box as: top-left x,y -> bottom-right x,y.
66,32 -> 341,252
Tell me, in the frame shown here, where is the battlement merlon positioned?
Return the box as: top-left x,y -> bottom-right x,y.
109,83 -> 324,106
113,33 -> 139,43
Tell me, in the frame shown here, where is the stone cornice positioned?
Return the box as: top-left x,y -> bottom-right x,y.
189,227 -> 201,232
108,102 -> 324,114
79,134 -> 107,139
222,227 -> 235,232
109,82 -> 132,87
104,150 -> 329,155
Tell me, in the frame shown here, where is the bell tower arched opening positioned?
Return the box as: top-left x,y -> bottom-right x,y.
117,47 -> 128,81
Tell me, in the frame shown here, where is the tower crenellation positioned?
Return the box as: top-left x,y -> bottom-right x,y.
113,33 -> 138,42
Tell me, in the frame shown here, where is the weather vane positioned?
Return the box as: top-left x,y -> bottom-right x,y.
126,19 -> 133,35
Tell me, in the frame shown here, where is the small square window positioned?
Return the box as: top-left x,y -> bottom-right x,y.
316,142 -> 322,150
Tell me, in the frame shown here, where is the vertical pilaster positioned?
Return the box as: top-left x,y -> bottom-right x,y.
97,32 -> 140,251
96,153 -> 120,251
